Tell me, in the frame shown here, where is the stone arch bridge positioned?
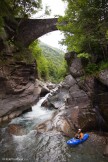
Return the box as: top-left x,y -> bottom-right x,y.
5,18 -> 60,47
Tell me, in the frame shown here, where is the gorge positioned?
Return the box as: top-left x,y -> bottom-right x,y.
0,0 -> 108,161
0,42 -> 108,161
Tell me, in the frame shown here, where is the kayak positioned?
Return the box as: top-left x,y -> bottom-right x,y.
67,133 -> 89,146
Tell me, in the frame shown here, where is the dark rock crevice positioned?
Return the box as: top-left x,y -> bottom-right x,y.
93,79 -> 108,131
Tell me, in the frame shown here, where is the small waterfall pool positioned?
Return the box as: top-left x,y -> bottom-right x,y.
0,94 -> 108,162
9,94 -> 55,130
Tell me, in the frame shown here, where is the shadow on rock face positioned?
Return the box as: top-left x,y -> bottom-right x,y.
103,144 -> 108,157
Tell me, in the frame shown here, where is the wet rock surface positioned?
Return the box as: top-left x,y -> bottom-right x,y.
8,123 -> 27,136
1,120 -> 108,162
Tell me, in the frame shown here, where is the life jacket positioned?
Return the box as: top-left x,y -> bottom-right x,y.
75,132 -> 83,139
79,132 -> 83,139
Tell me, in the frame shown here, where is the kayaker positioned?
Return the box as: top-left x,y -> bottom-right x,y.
75,129 -> 84,139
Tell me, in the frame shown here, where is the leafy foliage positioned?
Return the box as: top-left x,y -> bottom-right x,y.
39,41 -> 67,82
0,0 -> 43,40
85,63 -> 98,75
39,41 -> 65,67
58,0 -> 108,76
30,41 -> 67,83
60,0 -> 108,62
29,41 -> 48,80
99,61 -> 108,71
84,61 -> 108,75
77,53 -> 91,59
0,0 -> 42,18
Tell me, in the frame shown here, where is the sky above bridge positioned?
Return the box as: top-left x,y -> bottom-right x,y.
33,0 -> 67,52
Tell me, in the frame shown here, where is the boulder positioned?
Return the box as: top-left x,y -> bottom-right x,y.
8,124 -> 27,136
41,73 -> 97,131
62,75 -> 76,89
36,120 -> 53,133
65,52 -> 85,78
0,79 -> 41,117
65,78 -> 97,130
35,79 -> 50,97
62,76 -> 97,130
53,111 -> 74,137
41,87 -> 69,109
46,82 -> 56,90
69,58 -> 84,78
76,76 -> 95,97
65,51 -> 75,66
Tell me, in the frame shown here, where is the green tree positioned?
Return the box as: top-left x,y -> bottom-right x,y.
30,40 -> 67,83
0,0 -> 43,45
60,0 -> 108,61
29,40 -> 49,80
0,0 -> 42,18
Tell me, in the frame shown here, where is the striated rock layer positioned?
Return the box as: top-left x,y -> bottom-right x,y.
0,59 -> 39,117
0,48 -> 49,121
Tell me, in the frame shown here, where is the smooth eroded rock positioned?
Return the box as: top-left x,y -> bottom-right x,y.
8,124 -> 27,136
